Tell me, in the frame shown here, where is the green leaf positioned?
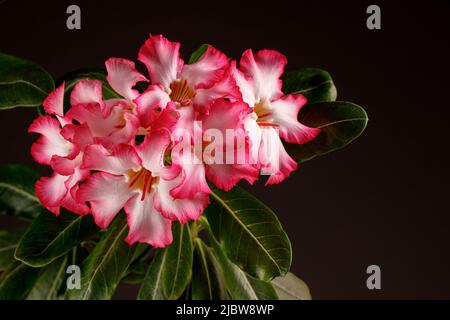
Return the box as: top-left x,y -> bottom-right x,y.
0,53 -> 54,110
138,224 -> 193,300
121,244 -> 150,284
272,272 -> 311,300
285,101 -> 368,163
26,255 -> 68,300
282,68 -> 337,104
188,44 -> 209,64
0,164 -> 43,220
201,217 -> 277,300
0,261 -> 40,299
0,228 -> 25,271
191,238 -> 227,300
15,210 -> 98,267
205,187 -> 291,281
137,249 -> 167,300
65,214 -> 137,300
162,223 -> 193,300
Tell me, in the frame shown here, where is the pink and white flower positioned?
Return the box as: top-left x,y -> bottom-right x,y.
233,49 -> 321,184
78,129 -> 209,246
29,34 -> 323,247
29,83 -> 90,215
135,35 -> 241,132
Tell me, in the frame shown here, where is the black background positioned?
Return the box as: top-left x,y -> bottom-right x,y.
0,0 -> 449,299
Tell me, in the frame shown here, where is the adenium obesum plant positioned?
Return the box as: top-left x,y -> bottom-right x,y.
30,35 -> 320,247
0,34 -> 367,300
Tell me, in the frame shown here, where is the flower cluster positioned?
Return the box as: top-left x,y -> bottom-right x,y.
29,35 -> 320,247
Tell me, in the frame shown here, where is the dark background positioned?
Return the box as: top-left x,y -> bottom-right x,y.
1,0 -> 449,299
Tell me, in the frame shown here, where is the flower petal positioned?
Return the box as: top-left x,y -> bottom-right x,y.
60,123 -> 94,149
60,183 -> 90,215
106,58 -> 148,101
136,128 -> 179,178
269,95 -> 320,144
149,102 -> 180,132
244,112 -> 262,166
28,116 -> 73,165
239,49 -> 287,102
82,143 -> 141,175
154,176 -> 210,224
232,63 -> 256,107
181,45 -> 228,89
77,172 -> 133,228
206,163 -> 258,191
170,146 -> 211,199
43,83 -> 65,117
138,34 -> 183,89
51,153 -> 81,176
35,173 -> 69,215
193,62 -> 243,113
134,84 -> 172,128
70,79 -> 104,107
124,193 -> 173,247
95,111 -> 140,148
258,127 -> 298,185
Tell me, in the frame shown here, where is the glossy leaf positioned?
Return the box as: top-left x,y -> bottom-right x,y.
282,68 -> 337,103
65,214 -> 137,300
191,238 -> 227,300
0,53 -> 54,110
121,244 -> 150,284
285,101 -> 368,163
0,228 -> 25,271
138,249 -> 167,300
0,261 -> 40,299
26,255 -> 68,300
188,44 -> 209,64
138,224 -> 193,300
202,217 -> 278,300
0,164 -> 43,219
162,223 -> 193,300
272,272 -> 311,300
205,187 -> 291,281
15,210 -> 98,267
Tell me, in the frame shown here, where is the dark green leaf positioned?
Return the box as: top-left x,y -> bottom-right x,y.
15,210 -> 98,267
26,255 -> 68,300
162,223 -> 193,300
138,249 -> 167,300
188,44 -> 209,64
202,217 -> 277,300
282,68 -> 337,103
0,228 -> 25,271
272,272 -> 311,300
0,164 -> 43,220
0,53 -> 54,110
285,101 -> 368,163
65,214 -> 137,300
0,261 -> 40,299
205,187 -> 291,281
191,238 -> 227,300
138,224 -> 194,300
121,244 -> 150,284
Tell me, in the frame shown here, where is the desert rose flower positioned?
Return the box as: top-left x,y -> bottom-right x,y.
134,35 -> 241,139
66,79 -> 141,148
29,83 -> 90,215
78,129 -> 209,246
232,49 -> 321,184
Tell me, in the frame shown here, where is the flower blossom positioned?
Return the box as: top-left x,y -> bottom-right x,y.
29,35 -> 321,246
232,49 -> 320,184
